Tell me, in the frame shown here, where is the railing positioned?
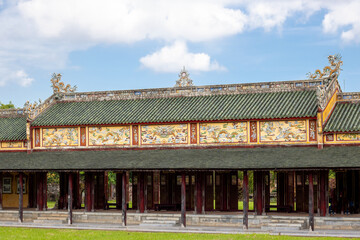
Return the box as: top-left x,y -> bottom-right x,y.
59,79 -> 324,102
337,92 -> 360,101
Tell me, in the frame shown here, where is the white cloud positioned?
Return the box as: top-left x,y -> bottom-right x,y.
322,1 -> 360,43
0,0 -> 358,82
0,69 -> 33,87
140,41 -> 225,72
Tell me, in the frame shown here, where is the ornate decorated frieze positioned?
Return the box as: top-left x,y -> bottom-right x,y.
249,121 -> 257,143
42,128 -> 79,147
309,120 -> 317,142
199,122 -> 247,144
260,120 -> 307,142
141,124 -> 188,145
337,133 -> 360,142
88,126 -> 130,146
0,141 -> 25,149
190,123 -> 197,144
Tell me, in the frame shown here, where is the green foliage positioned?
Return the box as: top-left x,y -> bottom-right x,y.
0,102 -> 15,109
329,170 -> 336,179
47,172 -> 59,184
108,171 -> 116,185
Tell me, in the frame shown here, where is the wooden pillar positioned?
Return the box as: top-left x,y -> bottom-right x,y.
309,173 -> 314,231
116,173 -> 122,210
144,173 -> 148,212
19,172 -> 23,223
0,172 -> 3,210
196,172 -> 203,214
85,173 -> 92,212
43,172 -> 47,210
68,173 -> 73,225
181,173 -> 186,227
255,171 -> 263,215
91,173 -> 95,212
139,173 -> 145,213
319,171 -> 327,217
122,172 -> 127,226
202,173 -> 205,214
243,170 -> 249,230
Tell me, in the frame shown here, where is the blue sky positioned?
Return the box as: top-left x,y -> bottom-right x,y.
0,0 -> 359,107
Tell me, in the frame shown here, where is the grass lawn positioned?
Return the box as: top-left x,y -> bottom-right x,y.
0,227 -> 354,240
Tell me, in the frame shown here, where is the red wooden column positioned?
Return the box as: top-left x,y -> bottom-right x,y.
36,172 -> 44,211
243,171 -> 249,230
181,173 -> 186,227
68,173 -> 73,225
43,172 -> 47,210
195,172 -> 203,214
116,172 -> 122,210
309,173 -> 314,231
85,172 -> 92,212
139,173 -> 145,213
0,172 -> 3,210
18,172 -> 23,223
254,171 -> 263,215
122,172 -> 127,226
91,173 -> 95,212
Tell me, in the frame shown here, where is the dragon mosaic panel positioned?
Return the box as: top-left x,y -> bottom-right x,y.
42,128 -> 79,147
141,124 -> 188,145
199,122 -> 247,144
89,126 -> 130,146
1,142 -> 23,148
260,120 -> 307,142
336,133 -> 360,141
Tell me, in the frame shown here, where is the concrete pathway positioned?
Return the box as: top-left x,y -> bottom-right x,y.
0,221 -> 359,238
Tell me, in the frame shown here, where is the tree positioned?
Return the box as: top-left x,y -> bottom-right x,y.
0,101 -> 15,109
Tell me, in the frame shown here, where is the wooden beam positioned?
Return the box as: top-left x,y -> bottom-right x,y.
0,172 -> 3,210
181,172 -> 186,227
68,173 -> 73,225
309,173 -> 314,231
196,172 -> 202,214
122,171 -> 127,226
116,173 -> 122,210
243,170 -> 248,230
19,172 -> 23,223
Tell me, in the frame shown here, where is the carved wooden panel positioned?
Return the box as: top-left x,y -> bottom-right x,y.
80,127 -> 86,146
190,123 -> 197,144
309,120 -> 317,141
250,121 -> 257,143
132,125 -> 139,145
34,128 -> 41,147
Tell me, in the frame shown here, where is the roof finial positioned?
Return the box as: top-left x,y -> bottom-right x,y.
51,73 -> 77,93
175,67 -> 193,87
307,54 -> 343,83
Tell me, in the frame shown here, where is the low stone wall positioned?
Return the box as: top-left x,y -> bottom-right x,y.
0,210 -> 360,230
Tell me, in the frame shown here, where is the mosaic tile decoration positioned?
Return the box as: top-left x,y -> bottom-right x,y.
260,120 -> 306,142
199,122 -> 247,144
337,133 -> 360,141
43,128 -> 79,147
89,126 -> 130,146
1,141 -> 23,148
141,124 -> 188,145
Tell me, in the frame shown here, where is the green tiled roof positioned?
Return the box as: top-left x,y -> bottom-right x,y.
32,90 -> 317,126
0,117 -> 27,141
324,102 -> 360,132
0,146 -> 359,170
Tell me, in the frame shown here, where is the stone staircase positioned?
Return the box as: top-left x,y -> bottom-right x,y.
139,215 -> 180,227
32,212 -> 68,224
260,218 -> 307,231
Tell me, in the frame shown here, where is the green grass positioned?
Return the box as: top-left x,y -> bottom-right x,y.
0,227 -> 353,240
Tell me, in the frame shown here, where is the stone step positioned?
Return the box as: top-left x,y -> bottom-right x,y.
33,219 -> 66,224
261,223 -> 305,231
144,217 -> 179,221
142,220 -> 179,224
37,217 -> 67,220
268,219 -> 306,224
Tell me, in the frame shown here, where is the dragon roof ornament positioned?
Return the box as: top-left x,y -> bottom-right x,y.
308,54 -> 343,84
51,73 -> 77,93
175,67 -> 193,87
24,100 -> 41,120
309,54 -> 343,110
